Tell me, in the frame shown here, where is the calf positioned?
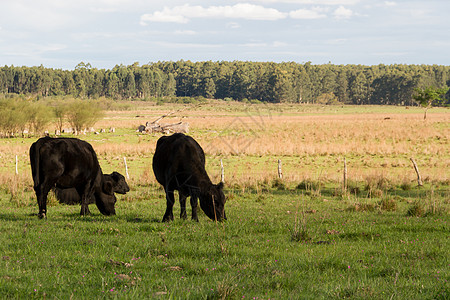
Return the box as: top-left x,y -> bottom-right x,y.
152,133 -> 226,222
54,172 -> 129,215
29,137 -> 118,218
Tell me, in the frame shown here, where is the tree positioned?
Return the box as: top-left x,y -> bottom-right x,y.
0,99 -> 30,137
124,71 -> 136,99
413,86 -> 449,119
53,102 -> 68,133
203,78 -> 216,99
349,72 -> 369,104
164,73 -> 177,97
66,100 -> 103,133
316,92 -> 340,105
29,102 -> 52,135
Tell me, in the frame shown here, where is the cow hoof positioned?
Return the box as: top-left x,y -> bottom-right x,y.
38,213 -> 46,219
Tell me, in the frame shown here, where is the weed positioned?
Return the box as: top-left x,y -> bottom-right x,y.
296,179 -> 321,191
378,197 -> 397,211
289,195 -> 311,242
271,178 -> 286,190
365,175 -> 391,198
406,202 -> 425,217
400,180 -> 412,191
209,276 -> 238,300
346,180 -> 361,196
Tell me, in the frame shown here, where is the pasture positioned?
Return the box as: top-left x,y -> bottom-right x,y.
0,102 -> 449,299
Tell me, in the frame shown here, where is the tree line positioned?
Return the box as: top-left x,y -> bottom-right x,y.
1,61 -> 449,105
0,98 -> 103,137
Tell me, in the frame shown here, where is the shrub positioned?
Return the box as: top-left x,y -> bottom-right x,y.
66,100 -> 104,133
296,179 -> 321,191
272,178 -> 287,190
29,102 -> 53,135
406,202 -> 425,217
400,180 -> 412,191
378,198 -> 397,211
365,175 -> 391,198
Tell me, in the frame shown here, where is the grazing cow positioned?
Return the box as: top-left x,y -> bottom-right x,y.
29,137 -> 118,218
152,133 -> 226,222
54,172 -> 130,215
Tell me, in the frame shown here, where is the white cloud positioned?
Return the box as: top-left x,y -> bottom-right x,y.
242,41 -> 288,47
141,7 -> 190,24
140,4 -> 287,24
174,30 -> 197,35
290,7 -> 327,19
155,41 -> 222,49
326,38 -> 348,44
226,22 -> 241,29
245,0 -> 360,5
333,6 -> 354,19
384,1 -> 397,7
272,41 -> 288,47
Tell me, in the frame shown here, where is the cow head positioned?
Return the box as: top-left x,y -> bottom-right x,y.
200,182 -> 226,222
108,171 -> 130,194
95,180 -> 117,216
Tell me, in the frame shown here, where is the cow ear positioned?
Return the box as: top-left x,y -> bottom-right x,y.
111,172 -> 119,181
103,181 -> 114,194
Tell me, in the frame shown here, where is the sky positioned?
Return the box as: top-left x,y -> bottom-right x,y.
0,0 -> 449,70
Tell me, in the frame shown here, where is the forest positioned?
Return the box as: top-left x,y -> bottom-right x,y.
1,61 -> 450,105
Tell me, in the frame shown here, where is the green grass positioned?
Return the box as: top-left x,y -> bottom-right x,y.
0,183 -> 448,299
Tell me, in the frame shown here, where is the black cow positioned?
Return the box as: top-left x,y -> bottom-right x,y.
152,133 -> 226,222
30,136 -> 118,218
54,171 -> 130,215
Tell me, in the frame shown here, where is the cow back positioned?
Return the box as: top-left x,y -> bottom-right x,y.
153,133 -> 208,191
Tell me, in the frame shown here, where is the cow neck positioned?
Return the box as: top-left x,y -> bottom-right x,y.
93,171 -> 105,194
197,177 -> 214,195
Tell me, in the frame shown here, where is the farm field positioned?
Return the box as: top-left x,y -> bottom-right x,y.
0,102 -> 449,299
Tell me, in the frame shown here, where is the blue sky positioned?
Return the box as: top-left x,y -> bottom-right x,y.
1,0 -> 449,69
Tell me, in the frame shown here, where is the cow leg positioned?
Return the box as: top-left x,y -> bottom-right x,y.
79,185 -> 94,216
34,182 -> 52,219
80,204 -> 91,216
190,196 -> 199,222
179,192 -> 188,219
162,189 -> 175,222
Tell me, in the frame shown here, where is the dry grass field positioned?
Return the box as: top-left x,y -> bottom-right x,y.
0,101 -> 448,191
101,102 -> 449,187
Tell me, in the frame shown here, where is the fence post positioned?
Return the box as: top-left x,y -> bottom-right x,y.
123,157 -> 130,180
278,159 -> 283,180
410,157 -> 423,186
220,159 -> 225,183
343,157 -> 347,192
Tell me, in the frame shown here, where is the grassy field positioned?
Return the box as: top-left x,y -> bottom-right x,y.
0,102 -> 448,299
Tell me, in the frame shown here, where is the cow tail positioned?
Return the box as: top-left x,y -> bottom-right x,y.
29,141 -> 40,187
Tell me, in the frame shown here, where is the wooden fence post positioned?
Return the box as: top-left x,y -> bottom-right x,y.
410,158 -> 423,186
220,159 -> 225,183
123,157 -> 130,180
343,157 -> 347,192
278,159 -> 283,180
